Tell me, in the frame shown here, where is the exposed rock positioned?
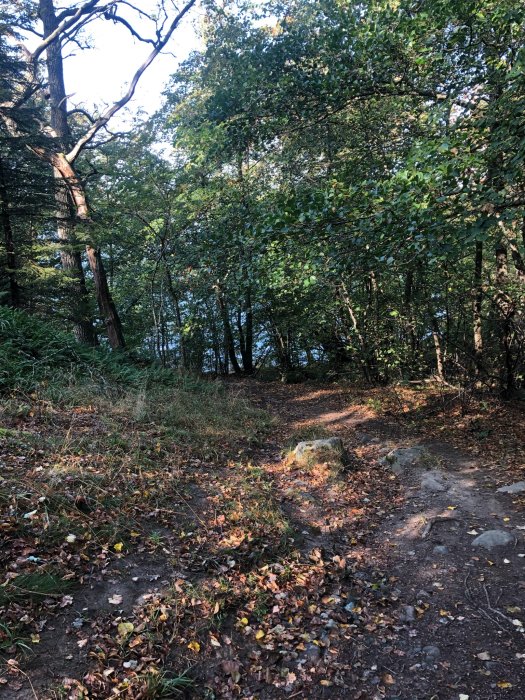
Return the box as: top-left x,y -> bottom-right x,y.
379,446 -> 429,475
291,437 -> 347,469
471,529 -> 513,549
433,545 -> 449,555
399,605 -> 416,622
422,645 -> 441,663
421,473 -> 447,492
497,481 -> 525,494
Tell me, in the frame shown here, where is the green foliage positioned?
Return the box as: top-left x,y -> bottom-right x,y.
0,306 -> 173,393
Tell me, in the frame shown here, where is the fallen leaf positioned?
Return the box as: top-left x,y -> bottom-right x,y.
113,542 -> 124,552
117,622 -> 134,637
108,594 -> 123,605
497,681 -> 513,688
188,640 -> 200,653
255,630 -> 265,640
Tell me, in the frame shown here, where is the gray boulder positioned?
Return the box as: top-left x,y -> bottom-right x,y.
497,481 -> 525,495
292,437 -> 347,468
471,529 -> 513,549
380,446 -> 429,475
421,472 -> 447,492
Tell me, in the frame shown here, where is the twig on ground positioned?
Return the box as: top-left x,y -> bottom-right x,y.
421,515 -> 461,539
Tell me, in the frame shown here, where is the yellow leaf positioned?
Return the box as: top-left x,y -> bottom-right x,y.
255,630 -> 265,640
31,634 -> 40,644
117,622 -> 134,638
239,617 -> 249,626
447,506 -> 457,510
503,517 -> 510,522
188,641 -> 200,653
113,542 -> 124,552
439,609 -> 450,617
497,681 -> 513,689
320,680 -> 333,686
130,531 -> 140,538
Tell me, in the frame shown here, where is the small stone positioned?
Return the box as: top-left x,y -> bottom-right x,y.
305,643 -> 321,662
433,545 -> 449,555
422,645 -> 441,662
497,481 -> 525,494
123,660 -> 138,669
471,530 -> 513,549
399,605 -> 416,622
416,589 -> 430,598
71,618 -> 84,629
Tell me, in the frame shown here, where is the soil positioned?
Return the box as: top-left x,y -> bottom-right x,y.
1,380 -> 524,699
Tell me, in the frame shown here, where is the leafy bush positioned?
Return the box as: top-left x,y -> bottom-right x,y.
0,307 -> 173,393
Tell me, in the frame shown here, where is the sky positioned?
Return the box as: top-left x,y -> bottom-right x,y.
58,1 -> 203,127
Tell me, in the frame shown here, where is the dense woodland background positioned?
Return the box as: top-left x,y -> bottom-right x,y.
2,0 -> 525,395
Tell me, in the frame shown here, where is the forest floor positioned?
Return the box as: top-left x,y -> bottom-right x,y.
1,379 -> 525,699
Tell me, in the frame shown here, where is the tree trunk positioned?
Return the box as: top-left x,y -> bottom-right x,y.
494,242 -> 516,397
429,313 -> 444,381
243,287 -> 254,374
472,241 -> 483,378
236,290 -> 254,374
0,159 -> 21,308
55,173 -> 97,344
39,0 -> 124,349
216,288 -> 241,375
86,246 -> 126,350
165,267 -> 187,369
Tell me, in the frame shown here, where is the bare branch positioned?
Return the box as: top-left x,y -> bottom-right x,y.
66,0 -> 198,164
31,0 -> 111,62
106,13 -> 157,45
67,108 -> 96,123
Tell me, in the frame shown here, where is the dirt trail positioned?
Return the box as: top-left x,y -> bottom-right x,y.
2,381 -> 524,699
246,382 -> 525,699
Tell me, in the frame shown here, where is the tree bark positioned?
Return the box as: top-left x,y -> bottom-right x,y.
216,287 -> 241,375
429,312 -> 444,381
86,245 -> 126,350
165,266 -> 187,369
39,0 -> 125,349
0,159 -> 21,308
472,241 -> 483,377
494,242 -> 516,396
56,175 -> 98,345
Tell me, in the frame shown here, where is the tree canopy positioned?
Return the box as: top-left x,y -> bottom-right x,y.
2,0 -> 525,394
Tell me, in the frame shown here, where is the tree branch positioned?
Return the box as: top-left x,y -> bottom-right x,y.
66,0 -> 198,164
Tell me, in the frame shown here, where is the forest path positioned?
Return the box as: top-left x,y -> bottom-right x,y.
242,380 -> 525,700
2,381 -> 524,699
